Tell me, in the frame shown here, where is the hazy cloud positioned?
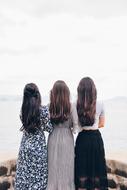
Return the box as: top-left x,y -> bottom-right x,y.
78,35 -> 96,44
0,46 -> 47,55
0,14 -> 19,27
0,0 -> 127,18
0,1 -> 127,98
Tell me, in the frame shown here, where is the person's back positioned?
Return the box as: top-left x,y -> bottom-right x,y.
15,83 -> 53,190
72,101 -> 104,131
74,77 -> 108,190
47,80 -> 75,190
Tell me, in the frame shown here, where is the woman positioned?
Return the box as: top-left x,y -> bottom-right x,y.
74,77 -> 108,190
47,80 -> 75,190
15,83 -> 53,190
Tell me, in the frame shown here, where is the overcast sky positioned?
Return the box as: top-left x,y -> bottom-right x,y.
0,0 -> 127,99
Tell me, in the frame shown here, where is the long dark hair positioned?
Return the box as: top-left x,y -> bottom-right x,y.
49,80 -> 71,124
77,77 -> 97,127
20,83 -> 41,133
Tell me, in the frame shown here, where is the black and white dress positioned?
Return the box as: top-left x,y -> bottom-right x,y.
72,101 -> 108,190
15,106 -> 53,190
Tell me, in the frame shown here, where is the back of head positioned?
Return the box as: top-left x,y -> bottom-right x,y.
49,80 -> 71,124
77,77 -> 97,127
21,83 -> 41,133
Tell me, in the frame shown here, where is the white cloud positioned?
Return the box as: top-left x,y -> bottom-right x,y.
0,2 -> 127,99
1,0 -> 127,18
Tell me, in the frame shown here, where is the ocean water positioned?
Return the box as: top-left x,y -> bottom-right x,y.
0,97 -> 127,161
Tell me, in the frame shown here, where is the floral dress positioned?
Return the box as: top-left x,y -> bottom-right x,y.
15,106 -> 53,190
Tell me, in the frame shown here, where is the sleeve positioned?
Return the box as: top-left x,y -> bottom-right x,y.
100,102 -> 105,117
40,106 -> 53,133
71,103 -> 82,133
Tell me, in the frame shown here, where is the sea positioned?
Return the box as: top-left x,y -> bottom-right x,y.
0,96 -> 127,162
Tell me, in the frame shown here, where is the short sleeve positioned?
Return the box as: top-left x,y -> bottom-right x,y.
40,106 -> 53,133
71,103 -> 82,133
100,102 -> 105,117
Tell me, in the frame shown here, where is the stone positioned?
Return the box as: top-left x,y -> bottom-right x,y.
115,169 -> 127,178
108,174 -> 117,188
120,184 -> 127,190
106,159 -> 127,177
108,178 -> 117,188
0,180 -> 11,190
0,166 -> 8,176
0,158 -> 127,190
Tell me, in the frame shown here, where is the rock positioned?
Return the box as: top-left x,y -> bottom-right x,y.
0,160 -> 16,190
108,178 -> 117,188
0,180 -> 11,190
106,159 -> 127,177
0,158 -> 127,190
0,159 -> 16,176
118,175 -> 127,190
120,184 -> 127,190
10,165 -> 16,176
0,166 -> 8,176
108,174 -> 118,188
106,165 -> 112,173
108,173 -> 127,190
115,169 -> 127,178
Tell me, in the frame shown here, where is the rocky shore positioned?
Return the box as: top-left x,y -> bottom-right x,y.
0,159 -> 127,190
0,159 -> 16,190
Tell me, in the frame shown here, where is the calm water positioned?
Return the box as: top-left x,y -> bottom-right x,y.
0,97 -> 127,161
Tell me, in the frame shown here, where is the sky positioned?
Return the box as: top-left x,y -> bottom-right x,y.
0,0 -> 127,100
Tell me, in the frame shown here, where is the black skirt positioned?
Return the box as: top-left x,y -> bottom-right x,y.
75,130 -> 108,190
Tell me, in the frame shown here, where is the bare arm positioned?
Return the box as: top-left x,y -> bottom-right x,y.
98,116 -> 105,128
98,101 -> 105,128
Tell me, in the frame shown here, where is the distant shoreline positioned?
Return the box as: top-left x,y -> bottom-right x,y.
0,95 -> 127,102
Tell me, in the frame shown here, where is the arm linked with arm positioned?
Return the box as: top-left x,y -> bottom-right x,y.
71,103 -> 81,134
40,106 -> 53,133
98,116 -> 105,128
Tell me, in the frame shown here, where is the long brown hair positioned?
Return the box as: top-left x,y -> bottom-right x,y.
21,83 -> 41,133
49,80 -> 71,124
77,77 -> 97,127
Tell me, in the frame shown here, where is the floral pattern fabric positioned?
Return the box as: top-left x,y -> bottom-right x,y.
15,106 -> 53,190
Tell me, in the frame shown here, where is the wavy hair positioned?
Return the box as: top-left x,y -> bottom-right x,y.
49,80 -> 71,124
77,77 -> 97,127
20,83 -> 41,133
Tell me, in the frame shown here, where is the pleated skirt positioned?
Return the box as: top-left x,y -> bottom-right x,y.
47,125 -> 75,190
75,130 -> 108,190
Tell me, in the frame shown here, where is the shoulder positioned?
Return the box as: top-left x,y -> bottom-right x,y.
40,105 -> 49,116
96,100 -> 104,109
40,105 -> 49,111
96,100 -> 105,116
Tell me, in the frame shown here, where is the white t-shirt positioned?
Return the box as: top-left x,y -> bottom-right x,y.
71,101 -> 105,132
